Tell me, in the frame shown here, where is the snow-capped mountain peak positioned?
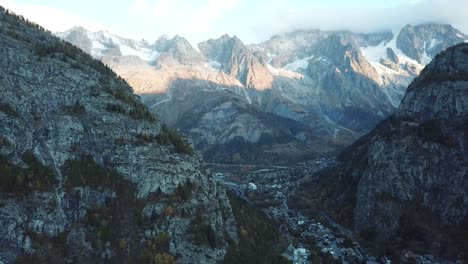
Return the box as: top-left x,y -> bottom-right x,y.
57,27 -> 159,61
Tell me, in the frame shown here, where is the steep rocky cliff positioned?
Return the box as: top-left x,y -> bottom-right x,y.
293,43 -> 468,260
0,7 -> 238,263
153,35 -> 203,65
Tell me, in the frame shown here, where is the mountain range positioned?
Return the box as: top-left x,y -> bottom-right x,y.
58,24 -> 468,164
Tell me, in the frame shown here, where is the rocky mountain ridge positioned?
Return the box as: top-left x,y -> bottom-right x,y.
198,35 -> 274,90
0,7 -> 238,263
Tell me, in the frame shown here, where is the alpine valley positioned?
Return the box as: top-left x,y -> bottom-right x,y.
1,2 -> 468,264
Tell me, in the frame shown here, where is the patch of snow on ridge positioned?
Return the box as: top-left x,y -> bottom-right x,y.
73,29 -> 159,61
421,52 -> 432,65
359,31 -> 425,77
207,60 -> 222,69
119,45 -> 159,61
428,38 -> 441,49
282,56 -> 314,71
361,41 -> 387,62
369,62 -> 399,76
91,40 -> 105,51
267,65 -> 304,79
360,32 -> 423,67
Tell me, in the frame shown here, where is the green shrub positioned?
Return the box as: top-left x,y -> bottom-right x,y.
156,125 -> 193,155
62,100 -> 86,116
106,86 -> 138,106
0,152 -> 56,195
0,137 -> 10,147
155,129 -> 171,146
190,208 -> 218,248
134,133 -> 156,145
106,103 -> 127,114
154,232 -> 170,251
137,235 -> 176,264
223,191 -> 287,264
104,87 -> 155,122
0,103 -> 19,117
154,253 -> 176,264
64,155 -> 122,189
176,180 -> 193,201
129,105 -> 156,122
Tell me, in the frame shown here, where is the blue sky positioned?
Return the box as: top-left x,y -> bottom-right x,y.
0,0 -> 466,45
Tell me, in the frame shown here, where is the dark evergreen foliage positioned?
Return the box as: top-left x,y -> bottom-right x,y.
175,180 -> 193,201
62,100 -> 86,116
64,155 -> 122,189
156,125 -> 193,155
0,151 -> 56,195
0,137 -> 10,147
190,207 -> 218,248
105,103 -> 127,114
223,191 -> 288,264
0,103 -> 19,117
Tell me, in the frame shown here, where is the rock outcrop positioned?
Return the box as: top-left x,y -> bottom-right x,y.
153,35 -> 203,65
0,7 -> 237,263
199,35 -> 274,90
397,24 -> 467,64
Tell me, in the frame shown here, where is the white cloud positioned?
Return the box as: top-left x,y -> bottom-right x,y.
252,0 -> 468,40
0,0 -> 112,32
128,0 -> 243,43
127,0 -> 468,44
0,0 -> 467,45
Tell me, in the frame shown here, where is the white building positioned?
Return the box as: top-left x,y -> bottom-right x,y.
248,183 -> 257,190
293,247 -> 310,264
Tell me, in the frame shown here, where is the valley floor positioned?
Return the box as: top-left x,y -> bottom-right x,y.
211,159 -> 444,264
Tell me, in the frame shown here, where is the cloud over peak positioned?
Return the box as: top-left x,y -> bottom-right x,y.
0,0 -> 467,45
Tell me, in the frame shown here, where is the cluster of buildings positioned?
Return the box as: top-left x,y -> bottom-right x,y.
292,246 -> 310,264
297,219 -> 358,261
214,158 -> 379,263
